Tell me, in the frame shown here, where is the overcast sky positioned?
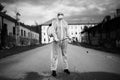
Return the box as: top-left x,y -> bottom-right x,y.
0,0 -> 120,25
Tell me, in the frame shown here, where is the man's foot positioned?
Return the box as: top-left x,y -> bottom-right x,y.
52,70 -> 57,77
64,69 -> 70,75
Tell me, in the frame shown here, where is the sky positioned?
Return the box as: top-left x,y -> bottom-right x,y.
0,0 -> 120,25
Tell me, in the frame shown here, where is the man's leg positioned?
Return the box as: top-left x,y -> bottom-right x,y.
51,42 -> 59,76
61,40 -> 70,74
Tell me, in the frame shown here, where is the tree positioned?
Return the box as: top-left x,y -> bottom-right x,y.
103,15 -> 111,22
0,3 -> 4,12
83,26 -> 89,32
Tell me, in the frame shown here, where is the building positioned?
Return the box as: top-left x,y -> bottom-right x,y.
41,18 -> 96,44
0,12 -> 17,48
41,19 -> 54,44
0,12 -> 39,48
81,16 -> 120,48
0,12 -> 17,36
19,23 -> 39,45
68,23 -> 95,43
116,9 -> 120,17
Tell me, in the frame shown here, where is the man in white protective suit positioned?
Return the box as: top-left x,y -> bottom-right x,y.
48,12 -> 71,77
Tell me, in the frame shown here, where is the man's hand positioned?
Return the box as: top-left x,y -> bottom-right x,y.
54,38 -> 59,42
66,36 -> 71,42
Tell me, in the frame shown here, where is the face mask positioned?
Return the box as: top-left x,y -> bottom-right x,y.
58,15 -> 63,19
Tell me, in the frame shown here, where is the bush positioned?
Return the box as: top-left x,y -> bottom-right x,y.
30,39 -> 39,45
19,37 -> 30,46
19,36 -> 39,46
6,35 -> 16,48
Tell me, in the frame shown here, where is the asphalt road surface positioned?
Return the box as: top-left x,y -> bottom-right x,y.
0,44 -> 120,79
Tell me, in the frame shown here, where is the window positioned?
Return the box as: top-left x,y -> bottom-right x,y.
21,29 -> 23,36
2,23 -> 8,35
24,30 -> 26,37
71,33 -> 73,35
13,27 -> 16,35
49,38 -> 50,41
44,33 -> 45,35
76,32 -> 77,35
44,38 -> 46,42
28,32 -> 30,38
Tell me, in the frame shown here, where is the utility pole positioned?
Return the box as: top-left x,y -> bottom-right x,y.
15,12 -> 20,46
30,26 -> 32,46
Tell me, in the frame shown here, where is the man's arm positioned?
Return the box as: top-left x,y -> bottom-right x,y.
51,20 -> 59,42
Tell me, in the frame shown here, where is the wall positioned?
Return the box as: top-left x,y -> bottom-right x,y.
42,25 -> 49,44
41,24 -> 95,44
0,16 -> 2,44
0,13 -> 40,47
3,18 -> 15,36
0,16 -> 2,30
19,26 -> 39,45
19,26 -> 30,38
69,24 -> 83,42
69,24 -> 95,43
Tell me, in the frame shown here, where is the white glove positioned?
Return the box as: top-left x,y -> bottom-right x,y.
54,37 -> 59,42
67,36 -> 73,42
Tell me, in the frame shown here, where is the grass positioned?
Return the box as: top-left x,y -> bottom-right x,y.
0,44 -> 45,59
71,42 -> 120,55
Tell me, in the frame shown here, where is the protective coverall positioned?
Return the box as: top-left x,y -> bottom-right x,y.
50,19 -> 69,71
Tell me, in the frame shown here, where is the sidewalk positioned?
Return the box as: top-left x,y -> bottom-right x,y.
0,44 -> 44,59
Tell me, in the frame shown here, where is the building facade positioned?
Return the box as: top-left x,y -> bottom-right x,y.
41,19 -> 96,44
0,12 -> 39,48
0,15 -> 2,44
81,15 -> 120,48
19,24 -> 39,45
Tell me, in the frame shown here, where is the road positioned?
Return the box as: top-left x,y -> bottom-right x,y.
0,44 -> 120,79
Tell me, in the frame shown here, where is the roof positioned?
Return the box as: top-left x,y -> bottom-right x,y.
0,12 -> 17,23
20,23 -> 39,33
81,16 -> 120,34
41,18 -> 98,26
0,12 -> 39,33
41,18 -> 56,25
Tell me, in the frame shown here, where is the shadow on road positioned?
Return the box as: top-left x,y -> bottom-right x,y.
57,72 -> 120,80
23,72 -> 43,80
0,71 -> 120,80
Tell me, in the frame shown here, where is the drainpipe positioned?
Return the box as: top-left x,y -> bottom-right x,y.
0,16 -> 3,47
